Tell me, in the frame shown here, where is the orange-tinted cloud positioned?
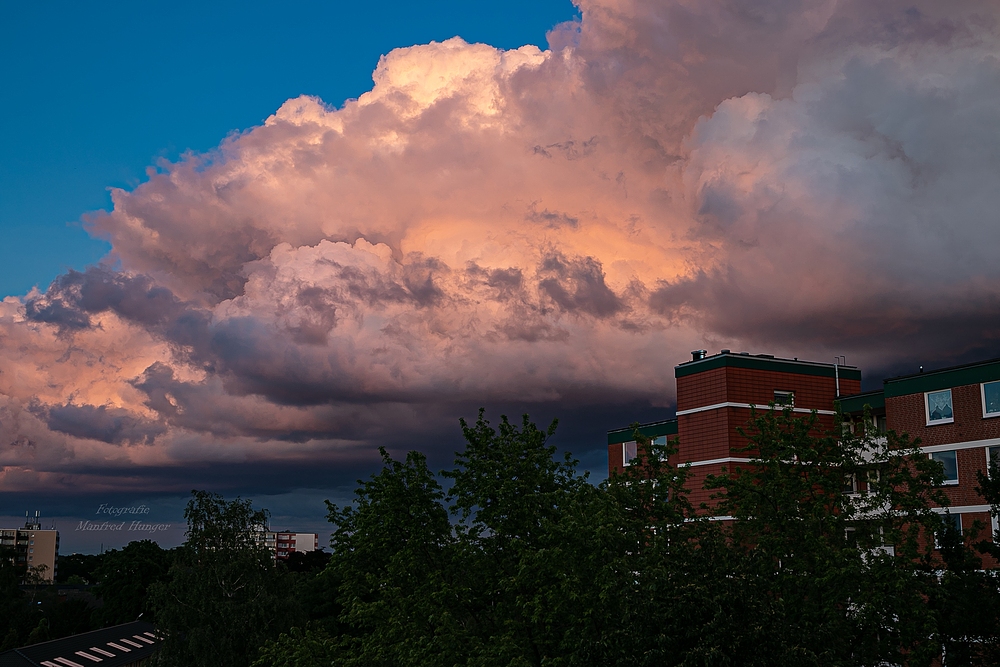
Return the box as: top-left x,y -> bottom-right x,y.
4,0 -> 1000,492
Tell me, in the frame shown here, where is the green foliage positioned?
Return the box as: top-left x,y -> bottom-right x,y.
253,407 -> 1000,666
325,447 -> 459,666
149,491 -> 302,667
702,407 -> 949,666
94,539 -> 173,626
252,626 -> 339,667
55,552 -> 102,584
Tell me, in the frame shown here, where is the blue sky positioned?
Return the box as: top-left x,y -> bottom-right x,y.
0,0 -> 577,298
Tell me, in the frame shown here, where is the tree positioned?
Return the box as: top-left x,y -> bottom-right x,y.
252,626 -> 338,667
703,406 -> 950,666
323,448 -> 459,667
150,491 -> 301,667
55,552 -> 102,584
94,540 -> 172,626
442,411 -> 600,666
256,408 -> 1000,666
0,547 -> 36,650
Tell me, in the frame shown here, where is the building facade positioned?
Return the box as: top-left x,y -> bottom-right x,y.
608,351 -> 1000,543
857,358 -> 1000,543
261,531 -> 319,561
0,512 -> 59,582
609,350 -> 860,507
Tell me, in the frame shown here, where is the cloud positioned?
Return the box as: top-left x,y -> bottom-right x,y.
3,0 -> 1000,494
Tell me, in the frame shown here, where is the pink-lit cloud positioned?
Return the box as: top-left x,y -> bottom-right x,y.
3,0 -> 1000,493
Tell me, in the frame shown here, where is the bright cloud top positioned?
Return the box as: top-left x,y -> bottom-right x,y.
3,0 -> 1000,493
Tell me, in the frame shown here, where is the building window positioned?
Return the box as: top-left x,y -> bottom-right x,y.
875,415 -> 887,434
842,474 -> 858,494
623,441 -> 638,466
983,381 -> 1000,418
930,450 -> 959,485
774,390 -> 795,407
864,469 -> 880,493
936,513 -> 962,549
925,389 -> 954,425
989,446 -> 1000,478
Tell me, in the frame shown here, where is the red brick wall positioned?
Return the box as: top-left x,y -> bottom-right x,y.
940,447 -> 994,507
675,365 -> 852,467
887,383 -> 1000,447
720,367 -> 855,412
676,367 -> 728,412
608,443 -> 624,477
677,365 -> 857,414
677,410 -> 733,462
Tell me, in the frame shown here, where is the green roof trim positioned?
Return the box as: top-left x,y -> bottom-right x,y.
837,390 -> 885,414
607,419 -> 678,445
885,358 -> 1000,398
675,353 -> 862,381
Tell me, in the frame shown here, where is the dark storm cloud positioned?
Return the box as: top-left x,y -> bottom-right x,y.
538,252 -> 624,318
37,403 -> 166,445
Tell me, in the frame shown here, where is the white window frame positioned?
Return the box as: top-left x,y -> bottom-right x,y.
774,390 -> 795,408
988,446 -> 1000,479
864,469 -> 880,494
929,450 -> 959,485
982,381 -> 1000,419
622,441 -> 638,466
842,473 -> 858,495
925,388 -> 954,426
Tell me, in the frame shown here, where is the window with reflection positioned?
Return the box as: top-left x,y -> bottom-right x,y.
930,450 -> 959,484
925,389 -> 954,425
983,381 -> 1000,417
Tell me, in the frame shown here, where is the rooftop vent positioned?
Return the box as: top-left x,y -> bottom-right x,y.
720,349 -> 731,354
691,350 -> 707,361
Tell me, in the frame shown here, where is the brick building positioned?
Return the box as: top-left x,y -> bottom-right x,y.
848,358 -> 1000,541
608,351 -> 1000,537
608,350 -> 860,507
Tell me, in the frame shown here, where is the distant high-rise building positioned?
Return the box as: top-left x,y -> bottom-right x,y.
260,531 -> 319,561
1,511 -> 59,582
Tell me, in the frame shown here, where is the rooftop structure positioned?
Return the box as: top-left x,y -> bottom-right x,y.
0,621 -> 160,667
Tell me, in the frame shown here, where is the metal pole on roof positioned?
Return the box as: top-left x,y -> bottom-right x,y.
834,357 -> 841,397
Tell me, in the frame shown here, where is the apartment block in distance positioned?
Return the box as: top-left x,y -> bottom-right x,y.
609,350 -> 860,507
0,512 -> 59,582
262,531 -> 319,561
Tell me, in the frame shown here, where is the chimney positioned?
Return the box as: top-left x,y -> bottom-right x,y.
691,350 -> 707,361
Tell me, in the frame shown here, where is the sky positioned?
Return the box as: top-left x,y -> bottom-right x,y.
3,0 -> 1000,553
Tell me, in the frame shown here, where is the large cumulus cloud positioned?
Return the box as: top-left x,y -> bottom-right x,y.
3,0 -> 1000,493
